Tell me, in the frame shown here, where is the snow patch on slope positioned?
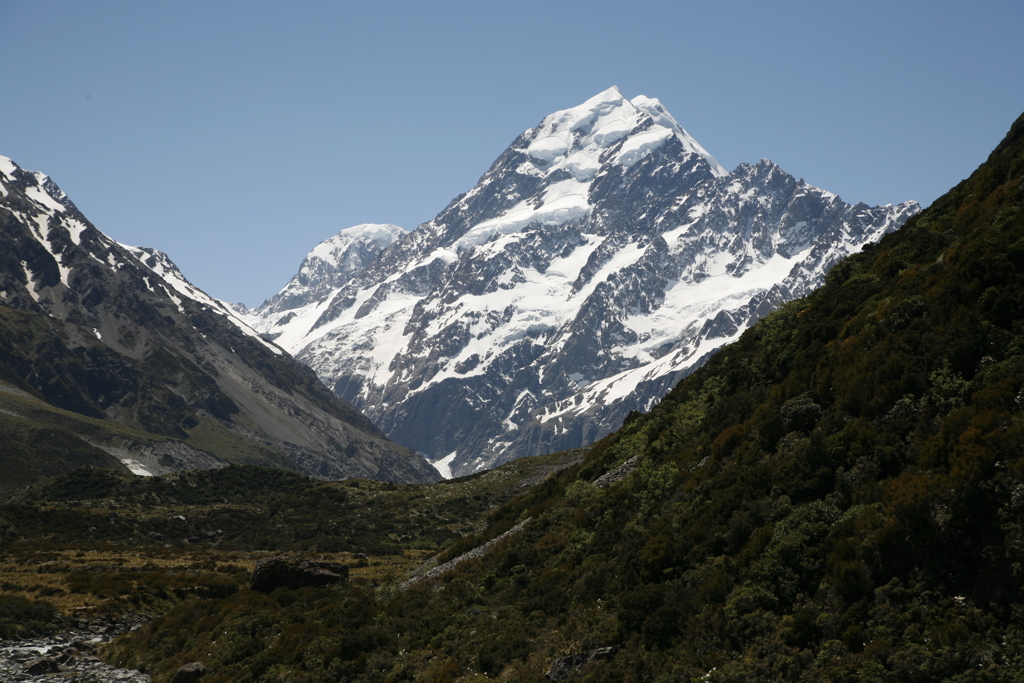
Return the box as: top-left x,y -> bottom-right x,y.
24,176 -> 67,213
431,452 -> 458,480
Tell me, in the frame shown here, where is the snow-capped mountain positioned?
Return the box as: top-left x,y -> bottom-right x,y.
241,87 -> 920,477
251,223 -> 405,318
0,155 -> 439,484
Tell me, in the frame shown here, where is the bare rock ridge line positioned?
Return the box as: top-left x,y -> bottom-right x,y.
398,519 -> 532,591
238,86 -> 919,477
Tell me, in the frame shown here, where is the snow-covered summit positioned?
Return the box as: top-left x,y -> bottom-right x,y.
0,154 -> 77,215
307,223 -> 404,267
248,223 -> 405,322
403,86 -> 731,258
522,86 -> 727,178
242,88 -> 920,477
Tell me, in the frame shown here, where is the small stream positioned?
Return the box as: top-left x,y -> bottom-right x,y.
0,616 -> 150,682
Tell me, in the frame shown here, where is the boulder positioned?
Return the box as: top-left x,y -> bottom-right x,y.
249,557 -> 348,593
23,657 -> 60,675
172,661 -> 207,682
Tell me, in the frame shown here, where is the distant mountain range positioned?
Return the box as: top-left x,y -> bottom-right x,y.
238,87 -> 919,477
0,156 -> 440,489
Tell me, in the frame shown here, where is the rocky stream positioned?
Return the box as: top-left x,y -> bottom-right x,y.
0,613 -> 150,682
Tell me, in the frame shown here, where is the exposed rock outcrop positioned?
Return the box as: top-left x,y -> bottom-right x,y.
172,661 -> 208,683
249,557 -> 348,593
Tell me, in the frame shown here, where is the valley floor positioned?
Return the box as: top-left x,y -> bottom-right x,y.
0,451 -> 584,681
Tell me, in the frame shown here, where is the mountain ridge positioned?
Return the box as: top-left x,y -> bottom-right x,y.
0,155 -> 440,487
239,88 -> 919,476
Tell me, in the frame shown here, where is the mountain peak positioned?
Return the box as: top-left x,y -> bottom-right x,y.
523,87 -> 726,178
0,155 -> 76,215
243,88 -> 919,477
247,222 -> 406,318
0,154 -> 19,180
338,223 -> 405,240
307,223 -> 404,267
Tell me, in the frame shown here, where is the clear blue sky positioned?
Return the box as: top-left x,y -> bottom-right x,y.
2,1 -> 1022,306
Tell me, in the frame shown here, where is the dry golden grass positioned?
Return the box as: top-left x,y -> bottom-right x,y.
0,542 -> 437,619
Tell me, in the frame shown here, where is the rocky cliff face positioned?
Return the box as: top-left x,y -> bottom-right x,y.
241,87 -> 919,476
0,155 -> 439,484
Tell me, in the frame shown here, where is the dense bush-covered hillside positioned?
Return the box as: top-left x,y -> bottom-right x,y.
81,113 -> 1024,681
